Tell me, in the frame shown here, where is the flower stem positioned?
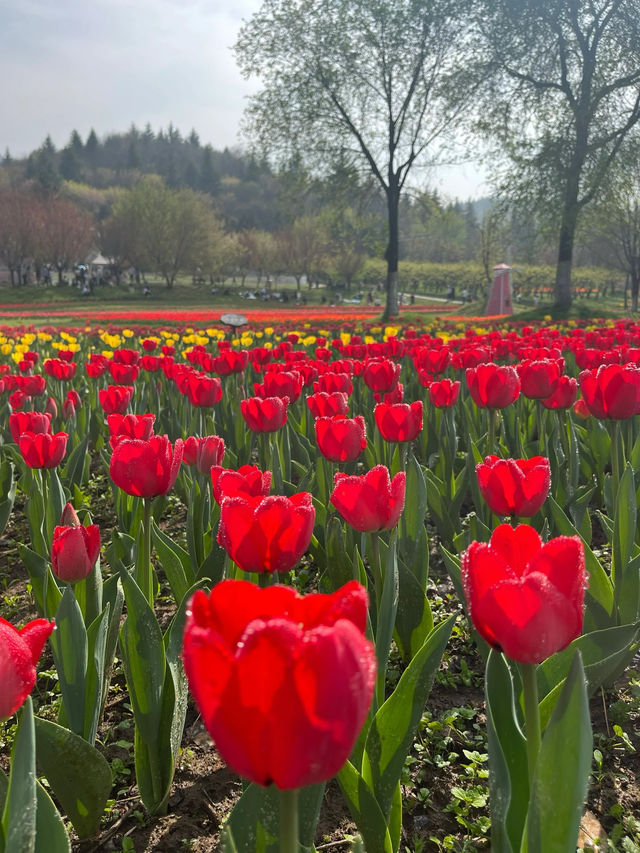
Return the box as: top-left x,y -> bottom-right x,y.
370,531 -> 383,613
279,787 -> 299,853
536,402 -> 544,454
139,498 -> 153,605
487,408 -> 498,457
610,419 -> 621,503
521,662 -> 541,789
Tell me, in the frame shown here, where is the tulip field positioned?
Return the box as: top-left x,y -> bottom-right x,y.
1,312 -> 640,853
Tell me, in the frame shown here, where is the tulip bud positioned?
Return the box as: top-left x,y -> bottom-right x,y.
51,507 -> 101,584
62,398 -> 76,420
59,502 -> 81,526
45,396 -> 58,418
572,398 -> 591,419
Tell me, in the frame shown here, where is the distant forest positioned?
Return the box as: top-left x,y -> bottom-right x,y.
0,125 -> 506,261
0,124 -> 621,297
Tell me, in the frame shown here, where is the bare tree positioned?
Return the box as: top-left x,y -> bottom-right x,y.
475,0 -> 640,308
235,0 -> 474,318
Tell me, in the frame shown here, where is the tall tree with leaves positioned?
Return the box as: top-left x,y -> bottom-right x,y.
585,140 -> 640,310
475,0 -> 640,308
235,0 -> 472,318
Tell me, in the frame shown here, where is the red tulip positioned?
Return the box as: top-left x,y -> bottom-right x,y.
241,396 -> 289,432
578,364 -> 640,419
466,363 -> 521,408
306,391 -> 349,419
211,350 -> 249,376
110,435 -> 184,498
51,503 -> 101,583
540,376 -> 578,410
99,385 -> 134,415
362,358 -> 401,393
182,435 -> 226,475
66,389 -> 81,410
85,354 -> 109,378
330,465 -> 406,532
21,375 -> 46,396
255,370 -> 303,403
315,415 -> 367,462
182,579 -> 376,788
428,378 -> 461,408
373,382 -> 404,405
476,456 -> 551,517
108,361 -> 140,384
461,524 -> 585,664
374,401 -> 423,442
112,348 -> 141,365
217,492 -> 315,574
8,390 -> 31,411
9,410 -> 51,444
313,372 -> 353,396
141,355 -> 162,372
210,464 -> 272,505
43,358 -> 77,381
107,413 -> 156,449
517,359 -> 564,400
414,347 -> 451,375
18,431 -> 67,469
184,373 -> 223,407
0,617 -> 55,720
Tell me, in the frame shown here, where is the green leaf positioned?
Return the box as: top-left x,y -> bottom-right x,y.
49,586 -> 88,736
612,463 -> 637,596
337,761 -> 394,853
83,605 -> 110,745
118,567 -> 166,744
33,781 -> 71,853
525,653 -> 592,853
401,452 -> 428,544
362,616 -> 455,822
0,771 -> 71,853
537,623 -> 640,727
438,546 -> 464,604
100,575 -> 124,713
17,546 -> 61,618
34,716 -> 111,839
0,459 -> 16,537
374,535 -> 399,697
618,554 -> 640,626
2,697 -> 36,853
393,557 -> 433,663
45,468 -> 67,545
225,782 -> 326,853
547,497 -> 614,618
484,652 -> 529,853
60,434 -> 89,490
325,515 -> 357,591
152,519 -> 194,604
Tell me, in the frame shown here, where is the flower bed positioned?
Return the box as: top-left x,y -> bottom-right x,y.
0,315 -> 639,852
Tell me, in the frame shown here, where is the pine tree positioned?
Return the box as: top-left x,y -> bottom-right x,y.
200,145 -> 219,194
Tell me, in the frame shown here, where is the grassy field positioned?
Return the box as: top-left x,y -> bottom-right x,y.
0,274 -> 633,325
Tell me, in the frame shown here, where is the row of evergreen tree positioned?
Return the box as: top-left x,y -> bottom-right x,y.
4,125 -> 267,198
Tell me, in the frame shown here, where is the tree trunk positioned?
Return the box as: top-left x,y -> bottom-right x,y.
632,271 -> 639,313
554,160 -> 584,309
384,186 -> 400,318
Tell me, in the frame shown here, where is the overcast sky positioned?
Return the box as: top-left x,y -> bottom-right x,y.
0,0 -> 487,199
